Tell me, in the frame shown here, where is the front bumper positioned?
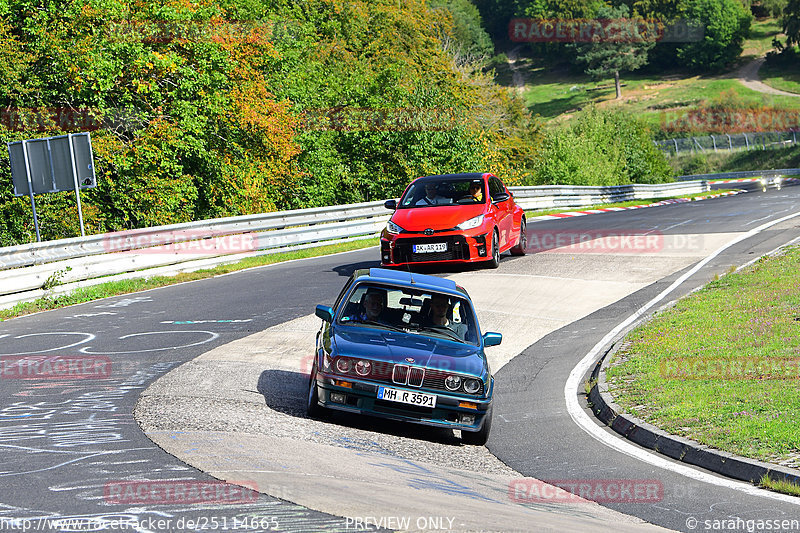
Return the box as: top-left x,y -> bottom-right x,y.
381,230 -> 489,267
313,372 -> 492,432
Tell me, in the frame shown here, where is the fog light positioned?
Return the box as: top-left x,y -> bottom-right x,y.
460,414 -> 476,425
330,392 -> 346,404
477,246 -> 487,257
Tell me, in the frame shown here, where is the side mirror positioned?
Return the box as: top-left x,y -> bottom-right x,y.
315,305 -> 334,322
384,199 -> 397,210
483,332 -> 502,347
492,193 -> 510,203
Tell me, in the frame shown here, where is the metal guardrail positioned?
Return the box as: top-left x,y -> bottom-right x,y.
0,179 -> 716,309
510,181 -> 708,210
675,169 -> 800,181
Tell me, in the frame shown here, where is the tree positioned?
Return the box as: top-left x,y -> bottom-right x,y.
674,0 -> 751,70
783,0 -> 800,47
568,5 -> 655,99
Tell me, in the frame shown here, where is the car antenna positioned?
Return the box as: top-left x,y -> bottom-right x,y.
404,261 -> 415,284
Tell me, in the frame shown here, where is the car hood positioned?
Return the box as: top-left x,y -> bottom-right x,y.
391,205 -> 485,232
332,326 -> 487,377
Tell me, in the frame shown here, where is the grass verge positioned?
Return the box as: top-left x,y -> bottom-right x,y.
760,475 -> 800,497
606,246 -> 800,469
0,238 -> 379,321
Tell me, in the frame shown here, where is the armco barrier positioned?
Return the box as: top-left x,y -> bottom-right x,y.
0,179 -> 720,309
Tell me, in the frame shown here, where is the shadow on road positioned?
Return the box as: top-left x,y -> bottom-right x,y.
256,368 -> 462,445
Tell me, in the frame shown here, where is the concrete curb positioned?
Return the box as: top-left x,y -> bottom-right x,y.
588,336 -> 800,488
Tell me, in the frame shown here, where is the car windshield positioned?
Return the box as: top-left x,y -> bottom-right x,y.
398,178 -> 485,208
336,282 -> 479,345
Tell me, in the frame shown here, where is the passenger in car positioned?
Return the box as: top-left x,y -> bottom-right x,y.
416,183 -> 452,206
464,180 -> 483,202
425,293 -> 467,340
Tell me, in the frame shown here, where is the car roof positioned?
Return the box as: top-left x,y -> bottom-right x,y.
413,173 -> 490,182
350,268 -> 467,297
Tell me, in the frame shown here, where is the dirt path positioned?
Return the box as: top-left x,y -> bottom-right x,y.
736,56 -> 800,97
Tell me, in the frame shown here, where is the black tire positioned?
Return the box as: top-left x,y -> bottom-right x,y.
510,218 -> 526,256
486,230 -> 500,269
462,405 -> 492,446
306,361 -> 324,418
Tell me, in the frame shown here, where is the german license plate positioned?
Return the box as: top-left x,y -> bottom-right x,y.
413,243 -> 447,253
377,386 -> 436,408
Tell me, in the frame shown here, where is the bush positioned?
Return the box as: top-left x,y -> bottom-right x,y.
531,107 -> 672,186
675,0 -> 753,70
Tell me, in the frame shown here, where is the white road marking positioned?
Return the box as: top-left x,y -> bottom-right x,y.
565,209 -> 800,505
0,332 -> 95,355
79,331 -> 219,354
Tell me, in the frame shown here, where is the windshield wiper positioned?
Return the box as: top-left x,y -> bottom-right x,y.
421,325 -> 464,342
356,320 -> 407,333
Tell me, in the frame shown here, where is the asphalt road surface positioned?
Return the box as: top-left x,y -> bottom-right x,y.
0,184 -> 798,532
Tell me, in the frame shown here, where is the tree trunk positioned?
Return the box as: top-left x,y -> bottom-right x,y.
615,71 -> 621,99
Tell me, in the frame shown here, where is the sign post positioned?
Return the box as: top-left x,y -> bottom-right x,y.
20,140 -> 41,242
7,132 -> 96,242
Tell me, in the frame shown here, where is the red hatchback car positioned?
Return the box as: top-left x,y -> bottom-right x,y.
380,173 -> 527,268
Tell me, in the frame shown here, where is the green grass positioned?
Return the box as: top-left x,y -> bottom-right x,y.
606,247 -> 800,466
742,18 -> 783,59
761,59 -> 800,95
761,475 -> 800,497
0,237 -> 379,321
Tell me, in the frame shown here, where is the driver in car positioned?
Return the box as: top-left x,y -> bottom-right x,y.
349,287 -> 391,324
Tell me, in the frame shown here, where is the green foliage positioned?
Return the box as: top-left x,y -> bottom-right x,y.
532,107 -> 672,185
568,4 -> 655,98
0,0 -> 543,245
675,0 -> 752,70
754,0 -> 787,17
430,0 -> 494,62
783,0 -> 800,46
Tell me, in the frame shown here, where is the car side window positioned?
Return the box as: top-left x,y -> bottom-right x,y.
489,177 -> 504,202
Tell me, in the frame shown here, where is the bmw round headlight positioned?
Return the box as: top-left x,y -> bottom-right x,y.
444,375 -> 462,391
355,359 -> 372,376
463,378 -> 481,394
335,358 -> 352,374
